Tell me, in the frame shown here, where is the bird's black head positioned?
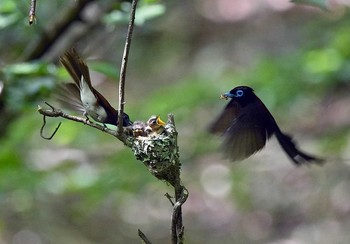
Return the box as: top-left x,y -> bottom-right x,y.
223,86 -> 255,107
120,112 -> 133,126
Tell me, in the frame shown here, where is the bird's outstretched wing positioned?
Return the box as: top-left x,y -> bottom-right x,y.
221,109 -> 271,162
209,100 -> 240,135
210,100 -> 273,161
55,83 -> 85,113
59,49 -> 84,88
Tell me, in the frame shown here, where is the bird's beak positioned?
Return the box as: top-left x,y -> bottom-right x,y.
220,92 -> 235,100
156,116 -> 166,126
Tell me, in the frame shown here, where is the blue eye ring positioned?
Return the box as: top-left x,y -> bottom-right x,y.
236,90 -> 244,97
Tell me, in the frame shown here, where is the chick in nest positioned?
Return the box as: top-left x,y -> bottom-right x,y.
145,115 -> 166,136
127,115 -> 166,137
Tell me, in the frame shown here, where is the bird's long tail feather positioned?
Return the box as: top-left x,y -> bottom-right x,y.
274,129 -> 324,165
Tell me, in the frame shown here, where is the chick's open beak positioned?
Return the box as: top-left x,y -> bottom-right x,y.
156,116 -> 166,126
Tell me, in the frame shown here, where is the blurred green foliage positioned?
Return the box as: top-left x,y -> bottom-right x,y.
3,62 -> 56,111
292,0 -> 328,10
103,1 -> 165,26
0,0 -> 350,243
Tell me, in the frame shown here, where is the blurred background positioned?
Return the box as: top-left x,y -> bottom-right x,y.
1,0 -> 350,243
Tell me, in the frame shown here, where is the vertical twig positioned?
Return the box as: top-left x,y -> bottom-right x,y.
117,0 -> 138,134
29,0 -> 37,25
171,185 -> 188,244
138,229 -> 152,244
166,114 -> 187,244
114,2 -> 187,242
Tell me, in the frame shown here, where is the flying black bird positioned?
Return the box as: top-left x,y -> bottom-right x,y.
57,49 -> 132,127
209,86 -> 323,165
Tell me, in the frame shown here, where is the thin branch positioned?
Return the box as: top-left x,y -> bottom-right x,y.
29,0 -> 37,25
25,0 -> 95,60
37,103 -> 130,145
40,115 -> 62,140
163,114 -> 187,244
36,1 -> 187,242
171,186 -> 188,244
165,193 -> 175,206
38,104 -> 188,242
117,0 -> 139,134
138,229 -> 152,244
128,113 -> 187,242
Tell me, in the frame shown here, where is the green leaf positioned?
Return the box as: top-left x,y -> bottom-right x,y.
103,2 -> 166,26
291,0 -> 328,11
0,0 -> 16,13
135,4 -> 166,25
3,62 -> 56,76
303,48 -> 342,74
0,13 -> 19,29
89,61 -> 120,80
103,10 -> 128,25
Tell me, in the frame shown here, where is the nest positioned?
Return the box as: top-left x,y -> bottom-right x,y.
127,117 -> 180,186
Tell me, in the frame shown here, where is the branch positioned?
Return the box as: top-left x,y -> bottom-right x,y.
167,115 -> 187,244
37,103 -> 131,146
138,229 -> 152,244
117,0 -> 139,134
28,0 -> 37,25
40,113 -> 62,140
131,114 -> 188,243
171,186 -> 188,244
25,0 -> 95,60
38,107 -> 188,243
37,1 -> 188,242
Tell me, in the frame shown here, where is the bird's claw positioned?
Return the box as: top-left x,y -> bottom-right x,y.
82,112 -> 90,124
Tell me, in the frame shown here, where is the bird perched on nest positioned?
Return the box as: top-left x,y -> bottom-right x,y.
127,115 -> 166,137
57,48 -> 132,127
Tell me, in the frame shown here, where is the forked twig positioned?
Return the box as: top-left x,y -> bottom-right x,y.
40,102 -> 62,139
37,102 -> 130,145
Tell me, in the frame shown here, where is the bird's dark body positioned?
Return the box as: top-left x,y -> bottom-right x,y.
209,86 -> 323,165
58,49 -> 132,127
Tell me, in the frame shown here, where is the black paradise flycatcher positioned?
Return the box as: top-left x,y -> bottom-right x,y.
209,86 -> 324,165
